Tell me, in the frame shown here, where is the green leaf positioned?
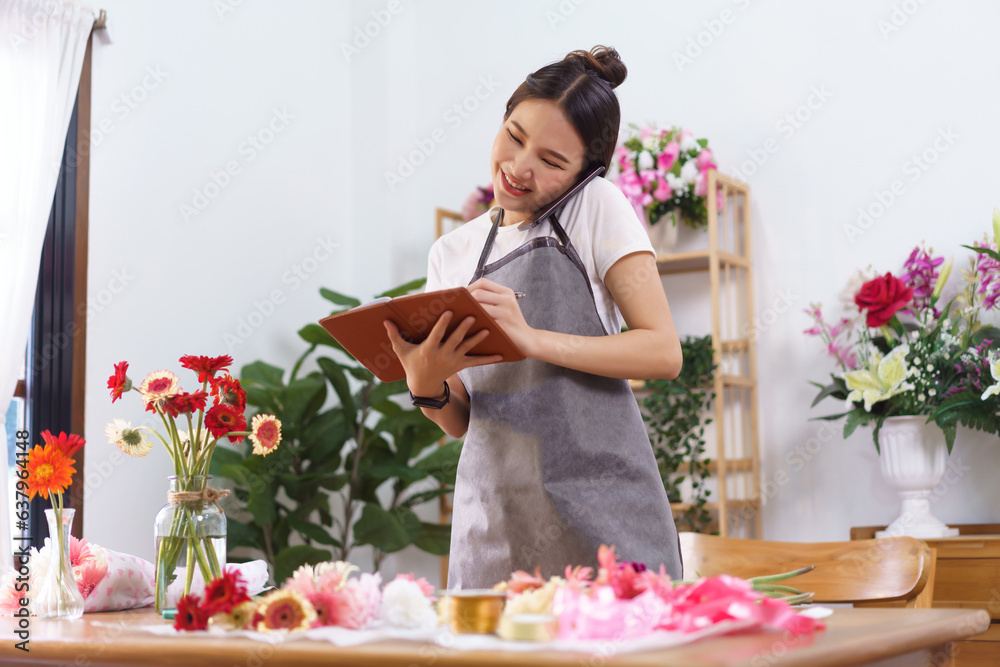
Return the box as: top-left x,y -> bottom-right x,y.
281,375 -> 327,427
360,463 -> 429,484
226,519 -> 263,551
287,517 -> 342,548
316,357 -> 357,423
842,410 -> 871,439
241,361 -> 285,392
247,480 -> 277,527
961,244 -> 1000,262
376,278 -> 426,299
274,545 -> 333,585
414,440 -> 463,485
320,288 -> 362,308
811,378 -> 848,407
369,379 -> 410,405
243,385 -> 280,414
971,326 -> 1000,349
217,463 -> 251,488
298,323 -> 344,350
413,522 -> 451,556
343,364 -> 375,382
402,486 -> 452,508
941,421 -> 957,455
352,504 -> 422,553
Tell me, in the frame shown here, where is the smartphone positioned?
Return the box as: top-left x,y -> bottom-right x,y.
528,164 -> 606,226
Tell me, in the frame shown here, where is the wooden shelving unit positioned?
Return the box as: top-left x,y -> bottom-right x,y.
654,170 -> 761,538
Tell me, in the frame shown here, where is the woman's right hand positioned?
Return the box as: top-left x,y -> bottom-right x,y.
383,311 -> 502,396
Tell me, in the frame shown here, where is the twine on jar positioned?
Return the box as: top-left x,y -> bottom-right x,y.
167,487 -> 231,511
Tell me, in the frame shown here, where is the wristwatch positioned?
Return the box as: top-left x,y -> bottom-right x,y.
410,381 -> 450,409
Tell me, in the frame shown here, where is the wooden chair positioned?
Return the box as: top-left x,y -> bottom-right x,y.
679,532 -> 936,608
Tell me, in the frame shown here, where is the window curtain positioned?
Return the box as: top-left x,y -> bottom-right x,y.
0,0 -> 95,571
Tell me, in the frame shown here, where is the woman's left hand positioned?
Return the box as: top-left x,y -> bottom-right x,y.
468,278 -> 537,356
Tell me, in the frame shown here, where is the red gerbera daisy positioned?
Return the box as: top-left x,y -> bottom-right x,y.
173,593 -> 211,631
161,391 -> 209,418
205,404 -> 247,443
210,373 -> 247,411
107,361 -> 130,403
180,355 -> 233,383
40,430 -> 85,458
202,570 -> 251,616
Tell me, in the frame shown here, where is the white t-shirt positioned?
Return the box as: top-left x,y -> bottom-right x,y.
426,176 -> 654,335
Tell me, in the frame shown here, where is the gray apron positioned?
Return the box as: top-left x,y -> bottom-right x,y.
448,207 -> 682,588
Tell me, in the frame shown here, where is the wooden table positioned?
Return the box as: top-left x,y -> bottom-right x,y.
0,607 -> 989,667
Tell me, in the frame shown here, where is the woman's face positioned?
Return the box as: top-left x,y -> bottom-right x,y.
490,99 -> 587,226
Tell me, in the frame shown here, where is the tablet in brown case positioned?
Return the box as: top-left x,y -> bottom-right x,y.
317,287 -> 525,383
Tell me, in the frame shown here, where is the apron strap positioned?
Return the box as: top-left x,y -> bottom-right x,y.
470,208 -> 578,283
471,208 -> 503,283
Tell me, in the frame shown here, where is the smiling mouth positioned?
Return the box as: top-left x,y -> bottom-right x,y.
501,170 -> 531,193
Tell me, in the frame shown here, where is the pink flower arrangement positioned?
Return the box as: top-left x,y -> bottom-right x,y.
173,561 -> 438,633
461,184 -> 495,222
502,544 -> 822,642
613,125 -> 723,231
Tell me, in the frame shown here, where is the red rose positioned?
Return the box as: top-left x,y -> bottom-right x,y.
854,273 -> 913,327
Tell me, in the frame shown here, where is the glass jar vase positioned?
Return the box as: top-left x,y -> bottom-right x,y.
153,475 -> 227,616
34,508 -> 85,620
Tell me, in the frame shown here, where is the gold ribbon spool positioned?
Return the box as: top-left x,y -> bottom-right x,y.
497,613 -> 559,641
441,590 -> 506,634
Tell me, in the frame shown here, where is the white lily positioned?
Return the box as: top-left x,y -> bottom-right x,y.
843,345 -> 913,411
981,357 -> 1000,400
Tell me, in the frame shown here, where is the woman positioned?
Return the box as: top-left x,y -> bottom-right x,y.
385,45 -> 684,588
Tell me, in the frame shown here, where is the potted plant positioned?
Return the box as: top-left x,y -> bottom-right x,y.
210,279 -> 461,585
641,334 -> 717,533
612,124 -> 723,253
807,210 -> 1000,537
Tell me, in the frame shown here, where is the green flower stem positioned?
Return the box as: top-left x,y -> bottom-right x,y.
747,565 -> 815,584
753,583 -> 810,595
154,477 -> 224,613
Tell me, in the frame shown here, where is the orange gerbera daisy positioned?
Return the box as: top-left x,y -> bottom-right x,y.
25,445 -> 76,500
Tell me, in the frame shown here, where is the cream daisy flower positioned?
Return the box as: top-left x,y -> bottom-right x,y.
138,370 -> 180,407
255,589 -> 316,633
105,419 -> 153,457
250,414 -> 282,456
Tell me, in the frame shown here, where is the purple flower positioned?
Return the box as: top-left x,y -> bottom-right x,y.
901,245 -> 944,314
974,243 -> 1000,312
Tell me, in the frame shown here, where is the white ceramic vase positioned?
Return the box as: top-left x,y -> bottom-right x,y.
646,210 -> 680,256
875,416 -> 959,539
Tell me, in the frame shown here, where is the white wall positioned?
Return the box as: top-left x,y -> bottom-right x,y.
84,0 -> 1000,586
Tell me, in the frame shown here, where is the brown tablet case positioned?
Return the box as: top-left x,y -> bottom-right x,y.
317,287 -> 525,383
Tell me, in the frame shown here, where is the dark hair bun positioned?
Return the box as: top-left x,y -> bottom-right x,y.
565,45 -> 627,89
